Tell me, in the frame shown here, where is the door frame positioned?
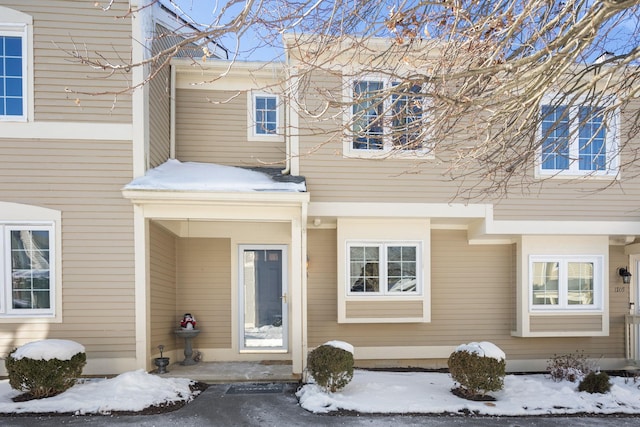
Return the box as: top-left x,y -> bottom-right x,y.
238,244 -> 289,352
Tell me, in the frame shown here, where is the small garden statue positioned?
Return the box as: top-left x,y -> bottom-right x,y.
180,313 -> 197,330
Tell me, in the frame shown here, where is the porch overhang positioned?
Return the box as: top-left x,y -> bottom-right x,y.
122,189 -> 310,221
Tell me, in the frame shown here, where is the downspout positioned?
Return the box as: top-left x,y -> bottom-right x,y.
170,64 -> 176,159
281,69 -> 291,175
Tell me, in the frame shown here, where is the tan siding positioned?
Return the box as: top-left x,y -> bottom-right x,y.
298,73 -> 640,221
0,137 -> 135,358
175,89 -> 286,166
148,24 -> 173,168
177,238 -> 232,349
149,223 -> 177,356
307,228 -> 627,366
2,1 -> 132,122
530,315 -> 603,333
346,301 -> 423,318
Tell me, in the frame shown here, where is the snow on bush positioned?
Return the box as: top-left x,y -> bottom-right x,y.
6,339 -> 87,399
307,342 -> 354,393
448,341 -> 506,399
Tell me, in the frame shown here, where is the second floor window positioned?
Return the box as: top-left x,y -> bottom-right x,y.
539,102 -> 618,177
0,31 -> 25,119
350,79 -> 427,155
254,94 -> 278,136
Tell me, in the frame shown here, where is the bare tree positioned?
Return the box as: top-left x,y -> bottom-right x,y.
80,0 -> 640,199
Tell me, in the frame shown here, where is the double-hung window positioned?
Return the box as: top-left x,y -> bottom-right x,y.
251,93 -> 279,137
539,100 -> 618,177
529,255 -> 602,311
0,25 -> 27,120
348,242 -> 420,295
348,78 -> 428,157
0,223 -> 55,316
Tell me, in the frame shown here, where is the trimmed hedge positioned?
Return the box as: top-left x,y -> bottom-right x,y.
5,350 -> 86,399
307,344 -> 354,392
448,349 -> 505,399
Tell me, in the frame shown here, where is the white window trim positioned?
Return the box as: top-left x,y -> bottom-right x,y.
342,75 -> 432,159
1,222 -> 56,318
536,95 -> 620,179
346,241 -> 422,297
247,91 -> 284,142
0,7 -> 33,123
0,202 -> 61,322
529,254 -> 603,312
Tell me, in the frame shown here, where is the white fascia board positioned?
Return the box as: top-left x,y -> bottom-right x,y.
469,218 -> 640,244
0,122 -> 132,140
122,189 -> 309,206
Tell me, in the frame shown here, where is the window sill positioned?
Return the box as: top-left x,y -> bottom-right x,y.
344,149 -> 433,160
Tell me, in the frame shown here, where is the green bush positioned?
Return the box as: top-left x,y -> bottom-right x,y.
547,351 -> 593,382
578,372 -> 611,394
5,350 -> 86,399
307,344 -> 354,392
448,348 -> 506,399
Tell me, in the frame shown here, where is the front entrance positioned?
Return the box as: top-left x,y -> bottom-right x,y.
239,245 -> 288,351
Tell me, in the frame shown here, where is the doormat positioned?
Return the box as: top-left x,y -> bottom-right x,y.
226,383 -> 285,395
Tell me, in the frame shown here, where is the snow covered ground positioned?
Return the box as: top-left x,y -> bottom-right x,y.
298,369 -> 640,416
0,368 -> 639,416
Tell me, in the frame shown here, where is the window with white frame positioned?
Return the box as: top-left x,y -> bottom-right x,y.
349,78 -> 427,155
252,93 -> 278,136
529,255 -> 602,310
539,100 -> 618,177
0,224 -> 55,316
0,7 -> 31,122
348,242 -> 420,295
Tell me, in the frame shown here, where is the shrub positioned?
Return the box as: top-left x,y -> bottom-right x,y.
307,343 -> 354,393
547,351 -> 593,382
5,342 -> 86,399
578,372 -> 611,394
448,342 -> 506,399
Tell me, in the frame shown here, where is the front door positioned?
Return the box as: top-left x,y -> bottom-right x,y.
239,245 -> 287,351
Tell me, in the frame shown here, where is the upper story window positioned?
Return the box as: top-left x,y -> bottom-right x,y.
346,77 -> 429,158
530,255 -> 603,311
0,7 -> 32,122
0,33 -> 25,118
348,242 -> 420,295
0,223 -> 55,317
254,94 -> 278,135
538,99 -> 619,177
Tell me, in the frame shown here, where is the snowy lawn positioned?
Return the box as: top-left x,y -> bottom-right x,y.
0,370 -> 197,415
297,369 -> 640,416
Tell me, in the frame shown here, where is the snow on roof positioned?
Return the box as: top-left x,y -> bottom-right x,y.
454,341 -> 505,361
12,339 -> 85,361
124,159 -> 306,193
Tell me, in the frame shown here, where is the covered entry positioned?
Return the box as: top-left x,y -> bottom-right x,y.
122,161 -> 308,375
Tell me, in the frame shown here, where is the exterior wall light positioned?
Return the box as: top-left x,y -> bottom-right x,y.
618,267 -> 632,285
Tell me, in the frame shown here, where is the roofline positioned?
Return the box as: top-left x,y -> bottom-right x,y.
158,1 -> 229,60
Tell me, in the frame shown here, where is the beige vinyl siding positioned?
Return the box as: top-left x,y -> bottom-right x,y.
175,89 -> 286,166
346,301 -> 423,319
2,1 -> 132,122
149,223 -> 177,356
307,228 -> 627,365
530,315 -> 602,333
297,73 -> 640,222
0,137 -> 135,359
177,238 -> 232,349
148,24 -> 176,168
